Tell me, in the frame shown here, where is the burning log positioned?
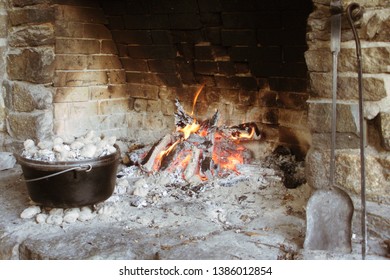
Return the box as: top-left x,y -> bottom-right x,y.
174,99 -> 195,129
184,146 -> 202,184
141,134 -> 174,172
133,86 -> 266,185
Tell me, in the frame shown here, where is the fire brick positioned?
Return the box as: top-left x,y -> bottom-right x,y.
124,15 -> 170,30
133,98 -> 147,112
215,75 -> 258,91
204,27 -> 221,45
277,92 -> 308,110
127,84 -> 159,100
54,70 -> 108,87
222,12 -> 281,29
83,24 -> 112,39
151,30 -> 173,44
221,29 -> 257,46
54,87 -> 89,103
121,58 -> 148,72
200,13 -> 222,27
106,16 -> 124,29
148,59 -> 177,74
125,0 -> 150,14
269,77 -> 308,93
194,60 -> 218,75
194,44 -> 213,60
55,55 -> 88,70
126,72 -> 181,87
198,0 -> 222,13
100,40 -> 118,54
99,98 -> 133,115
87,55 -> 123,70
217,61 -> 236,76
228,46 -> 257,62
55,5 -> 106,24
111,30 -> 152,45
127,45 -> 177,59
90,84 -> 127,100
165,0 -> 199,13
176,60 -> 196,85
56,38 -> 100,55
281,62 -> 308,78
169,14 -> 202,30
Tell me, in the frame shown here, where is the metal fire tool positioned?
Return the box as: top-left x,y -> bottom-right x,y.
346,2 -> 367,260
330,0 -> 342,187
303,0 -> 354,253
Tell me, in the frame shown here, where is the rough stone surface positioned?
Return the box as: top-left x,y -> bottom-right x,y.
379,112 -> 390,150
309,73 -> 388,101
7,47 -> 55,84
4,80 -> 53,112
362,8 -> 390,41
9,23 -> 54,47
306,46 -> 390,74
307,101 -> 360,134
0,164 -> 387,260
306,147 -> 390,204
7,110 -> 53,142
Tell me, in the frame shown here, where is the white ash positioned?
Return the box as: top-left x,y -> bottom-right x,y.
19,160 -> 281,226
21,131 -> 117,162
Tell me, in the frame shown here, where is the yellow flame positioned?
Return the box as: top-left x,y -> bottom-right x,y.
179,122 -> 200,140
230,127 -> 255,140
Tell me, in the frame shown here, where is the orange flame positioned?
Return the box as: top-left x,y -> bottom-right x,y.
154,84 -> 254,178
191,84 -> 205,116
230,127 -> 255,141
178,122 -> 200,140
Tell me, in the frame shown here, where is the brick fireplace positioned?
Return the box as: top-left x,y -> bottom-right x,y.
0,0 -> 312,159
0,0 -> 389,254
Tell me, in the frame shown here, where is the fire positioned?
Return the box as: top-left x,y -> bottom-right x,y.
230,127 -> 255,141
178,122 -> 200,140
143,84 -> 259,182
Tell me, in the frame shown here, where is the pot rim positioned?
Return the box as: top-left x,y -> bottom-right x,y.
14,144 -> 120,171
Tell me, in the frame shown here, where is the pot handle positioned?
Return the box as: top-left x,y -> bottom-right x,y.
21,164 -> 93,182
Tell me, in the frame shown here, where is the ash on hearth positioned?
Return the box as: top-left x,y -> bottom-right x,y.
263,146 -> 306,189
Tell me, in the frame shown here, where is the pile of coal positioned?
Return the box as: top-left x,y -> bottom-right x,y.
21,131 -> 117,162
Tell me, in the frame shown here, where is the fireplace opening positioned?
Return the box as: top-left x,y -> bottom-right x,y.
1,0 -> 390,260
1,0 -> 313,163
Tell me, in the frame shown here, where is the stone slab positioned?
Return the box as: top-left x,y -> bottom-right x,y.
0,165 -> 387,260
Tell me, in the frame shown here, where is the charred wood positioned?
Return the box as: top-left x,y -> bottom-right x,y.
174,99 -> 194,128
141,134 -> 173,172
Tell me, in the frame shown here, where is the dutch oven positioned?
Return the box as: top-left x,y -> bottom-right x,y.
15,145 -> 120,208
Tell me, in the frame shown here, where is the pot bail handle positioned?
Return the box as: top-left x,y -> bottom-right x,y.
21,164 -> 93,182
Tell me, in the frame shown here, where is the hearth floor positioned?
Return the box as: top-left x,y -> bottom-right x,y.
0,165 -> 387,260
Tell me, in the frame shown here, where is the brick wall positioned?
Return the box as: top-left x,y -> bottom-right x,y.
100,0 -> 313,156
53,1 -> 128,138
1,0 -> 313,157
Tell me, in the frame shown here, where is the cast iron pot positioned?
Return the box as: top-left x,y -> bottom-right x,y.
15,145 -> 120,208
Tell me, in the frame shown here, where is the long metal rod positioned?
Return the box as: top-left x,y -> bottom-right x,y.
346,2 -> 367,260
330,0 -> 342,186
330,52 -> 338,186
